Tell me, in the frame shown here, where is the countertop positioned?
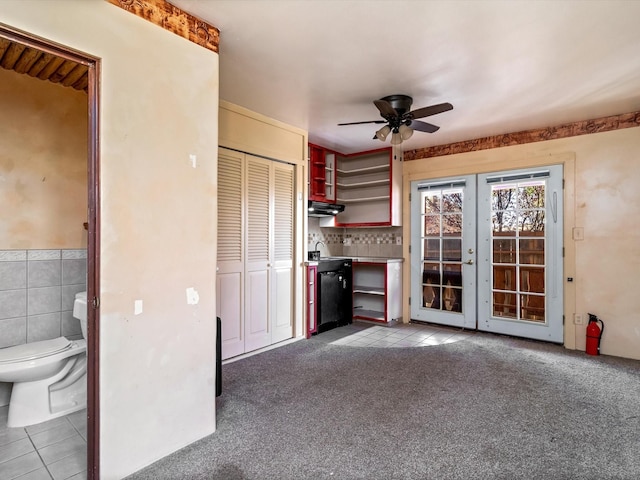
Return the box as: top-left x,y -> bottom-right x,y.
305,256 -> 403,266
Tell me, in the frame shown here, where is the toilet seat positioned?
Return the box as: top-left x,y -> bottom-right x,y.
0,337 -> 72,364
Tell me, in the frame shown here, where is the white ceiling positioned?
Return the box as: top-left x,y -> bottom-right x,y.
172,0 -> 640,154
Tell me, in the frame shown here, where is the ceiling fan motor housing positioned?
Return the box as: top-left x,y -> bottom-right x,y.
380,94 -> 413,116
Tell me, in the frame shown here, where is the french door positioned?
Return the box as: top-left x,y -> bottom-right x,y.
411,166 -> 564,343
477,166 -> 563,342
410,175 -> 477,329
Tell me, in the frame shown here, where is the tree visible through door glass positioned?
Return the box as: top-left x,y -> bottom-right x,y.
491,181 -> 546,322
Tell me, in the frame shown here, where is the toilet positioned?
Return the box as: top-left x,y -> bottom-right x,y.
0,291 -> 88,428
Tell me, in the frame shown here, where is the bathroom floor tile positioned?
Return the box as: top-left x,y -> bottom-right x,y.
65,411 -> 86,440
47,450 -> 85,480
0,451 -> 45,480
64,472 -> 86,480
0,427 -> 28,448
25,417 -> 68,437
30,422 -> 77,450
38,434 -> 85,466
12,467 -> 52,480
0,438 -> 35,464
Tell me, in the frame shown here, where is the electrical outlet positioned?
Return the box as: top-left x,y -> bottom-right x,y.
573,313 -> 584,325
396,236 -> 402,245
343,238 -> 351,246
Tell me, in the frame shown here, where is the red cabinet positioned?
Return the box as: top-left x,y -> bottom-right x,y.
306,264 -> 318,337
308,143 -> 335,202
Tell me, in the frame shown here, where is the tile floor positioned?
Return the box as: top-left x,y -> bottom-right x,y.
0,407 -> 86,480
313,319 -> 473,347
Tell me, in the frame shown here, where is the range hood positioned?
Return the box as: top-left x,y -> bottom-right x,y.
308,200 -> 345,217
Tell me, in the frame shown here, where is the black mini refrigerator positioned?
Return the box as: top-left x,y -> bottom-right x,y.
317,259 -> 352,333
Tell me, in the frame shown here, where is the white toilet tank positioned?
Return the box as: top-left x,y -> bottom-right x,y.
73,291 -> 88,339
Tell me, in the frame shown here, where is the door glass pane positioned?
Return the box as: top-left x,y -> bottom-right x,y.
443,239 -> 461,261
422,262 -> 441,284
423,239 -> 440,261
490,180 -> 547,323
424,194 -> 441,213
520,210 -> 545,233
423,285 -> 440,309
443,286 -> 462,312
520,294 -> 545,322
443,192 -> 462,212
493,291 -> 517,318
493,238 -> 516,263
492,211 -> 517,235
420,188 -> 464,315
492,186 -> 516,210
519,239 -> 544,265
493,266 -> 516,291
424,215 -> 440,236
443,263 -> 462,287
443,214 -> 462,234
518,184 -> 545,208
520,267 -> 544,293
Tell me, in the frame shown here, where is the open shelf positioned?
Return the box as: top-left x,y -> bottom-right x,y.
337,195 -> 390,204
353,285 -> 385,295
336,164 -> 389,176
353,309 -> 385,321
337,178 -> 390,189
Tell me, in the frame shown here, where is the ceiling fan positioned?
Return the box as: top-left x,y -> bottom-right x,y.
338,94 -> 453,145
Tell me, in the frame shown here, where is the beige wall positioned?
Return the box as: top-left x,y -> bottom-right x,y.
403,127 -> 640,361
2,1 -> 220,478
0,68 -> 87,249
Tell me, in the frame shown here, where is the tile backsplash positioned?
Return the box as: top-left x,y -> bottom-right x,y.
0,249 -> 87,349
308,217 -> 403,258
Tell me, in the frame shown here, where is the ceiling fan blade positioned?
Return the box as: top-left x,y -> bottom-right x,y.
410,120 -> 440,133
373,99 -> 398,117
408,102 -> 453,120
338,120 -> 386,126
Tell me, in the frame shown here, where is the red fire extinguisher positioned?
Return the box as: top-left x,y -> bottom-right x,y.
586,313 -> 604,356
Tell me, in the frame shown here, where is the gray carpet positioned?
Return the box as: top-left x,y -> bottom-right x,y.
127,327 -> 640,480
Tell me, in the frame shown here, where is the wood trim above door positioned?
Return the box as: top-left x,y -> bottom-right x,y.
106,0 -> 220,53
405,111 -> 640,160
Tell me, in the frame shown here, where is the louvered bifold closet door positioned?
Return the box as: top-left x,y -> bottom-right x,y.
244,155 -> 273,351
216,148 -> 245,360
271,163 -> 295,343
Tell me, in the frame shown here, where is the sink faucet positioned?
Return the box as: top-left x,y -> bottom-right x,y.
315,241 -> 325,251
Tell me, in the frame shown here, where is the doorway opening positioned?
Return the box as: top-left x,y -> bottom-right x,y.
0,23 -> 100,479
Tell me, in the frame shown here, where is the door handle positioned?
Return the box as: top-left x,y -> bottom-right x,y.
464,259 -> 474,265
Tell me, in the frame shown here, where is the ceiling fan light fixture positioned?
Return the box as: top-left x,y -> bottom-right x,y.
390,131 -> 403,145
375,125 -> 391,141
399,124 -> 414,140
